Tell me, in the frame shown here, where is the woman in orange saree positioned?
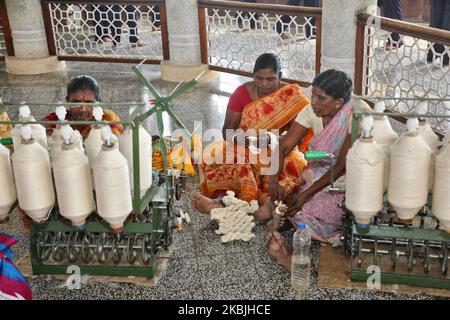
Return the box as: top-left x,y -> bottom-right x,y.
192,53 -> 313,219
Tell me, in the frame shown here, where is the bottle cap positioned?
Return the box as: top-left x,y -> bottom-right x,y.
297,222 -> 306,230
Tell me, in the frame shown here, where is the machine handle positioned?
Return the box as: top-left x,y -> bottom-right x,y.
304,151 -> 333,160
0,138 -> 12,145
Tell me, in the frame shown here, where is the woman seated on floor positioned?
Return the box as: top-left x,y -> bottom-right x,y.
43,75 -> 123,138
192,53 -> 313,218
266,69 -> 368,272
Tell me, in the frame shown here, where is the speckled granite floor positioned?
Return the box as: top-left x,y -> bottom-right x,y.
0,61 -> 442,300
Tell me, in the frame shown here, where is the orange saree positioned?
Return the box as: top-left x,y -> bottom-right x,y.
200,84 -> 313,204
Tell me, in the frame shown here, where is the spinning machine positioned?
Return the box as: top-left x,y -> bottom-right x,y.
342,96 -> 450,289
0,64 -> 198,279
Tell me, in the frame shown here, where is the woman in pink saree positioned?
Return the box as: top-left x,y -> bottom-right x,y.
266,69 -> 355,272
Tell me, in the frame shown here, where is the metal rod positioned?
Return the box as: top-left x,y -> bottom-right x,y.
357,248 -> 445,260
168,81 -> 184,98
354,95 -> 450,102
0,120 -> 130,125
357,238 -> 444,248
132,123 -> 141,216
1,102 -> 146,107
132,65 -> 162,99
135,58 -> 147,69
352,111 -> 450,118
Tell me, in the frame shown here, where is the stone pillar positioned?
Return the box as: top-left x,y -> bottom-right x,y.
320,0 -> 377,79
4,0 -> 65,75
161,0 -> 213,82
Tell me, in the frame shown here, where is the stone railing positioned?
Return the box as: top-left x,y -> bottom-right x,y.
41,0 -> 169,64
198,0 -> 322,86
355,13 -> 450,135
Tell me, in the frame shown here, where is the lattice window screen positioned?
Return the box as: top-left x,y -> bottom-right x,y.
49,3 -> 163,60
363,25 -> 450,133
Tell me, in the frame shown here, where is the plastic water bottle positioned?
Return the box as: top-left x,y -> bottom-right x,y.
291,222 -> 311,291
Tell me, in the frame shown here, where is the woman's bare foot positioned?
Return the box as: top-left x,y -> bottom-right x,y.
254,201 -> 273,221
266,231 -> 292,272
267,214 -> 287,232
192,192 -> 223,215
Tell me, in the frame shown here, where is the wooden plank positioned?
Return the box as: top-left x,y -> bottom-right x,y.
198,7 -> 208,65
354,20 -> 366,95
358,12 -> 450,46
0,1 -> 14,56
314,16 -> 321,76
41,0 -> 166,5
198,0 -> 322,17
41,2 -> 57,56
208,65 -> 312,88
57,56 -> 161,64
159,2 -> 170,61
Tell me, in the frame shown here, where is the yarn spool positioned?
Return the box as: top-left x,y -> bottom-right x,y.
432,140 -> 450,233
388,118 -> 431,223
53,125 -> 94,229
372,101 -> 398,191
12,105 -> 48,151
0,143 -> 17,222
346,116 -> 385,228
416,102 -> 439,191
119,107 -> 152,197
12,125 -> 54,222
93,126 -> 132,233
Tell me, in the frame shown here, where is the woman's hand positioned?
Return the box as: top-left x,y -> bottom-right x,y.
287,192 -> 309,216
234,133 -> 271,149
268,175 -> 284,202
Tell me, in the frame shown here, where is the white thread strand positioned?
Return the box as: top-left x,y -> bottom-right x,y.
210,191 -> 258,242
